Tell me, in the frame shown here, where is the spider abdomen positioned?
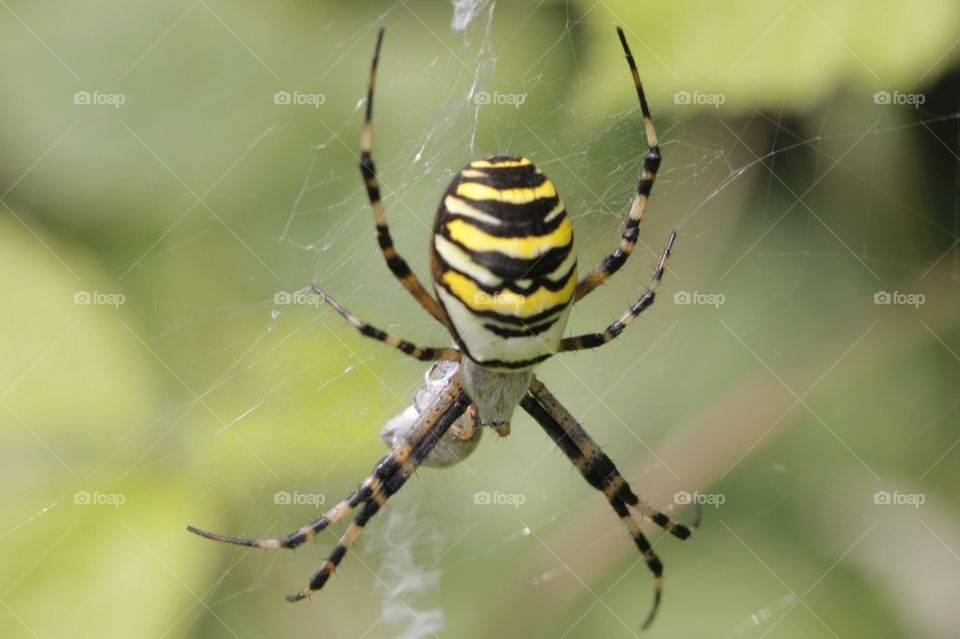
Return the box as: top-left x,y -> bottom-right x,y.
431,156 -> 577,370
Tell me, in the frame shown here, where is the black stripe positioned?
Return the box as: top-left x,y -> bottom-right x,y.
436,279 -> 570,327
354,500 -> 380,526
329,543 -> 349,566
442,206 -> 566,238
468,352 -> 553,370
360,153 -> 381,201
638,177 -> 654,198
385,254 -> 412,277
443,193 -> 561,226
375,226 -> 393,249
632,532 -> 662,575
374,453 -> 401,482
434,250 -> 575,296
438,229 -> 573,281
482,317 -> 559,338
480,154 -> 523,163
567,334 -> 605,350
644,147 -> 661,174
359,153 -> 376,181
611,499 -> 630,517
459,167 -> 548,189
308,567 -> 333,591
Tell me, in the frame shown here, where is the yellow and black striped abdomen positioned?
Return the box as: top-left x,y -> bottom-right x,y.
431,156 -> 576,370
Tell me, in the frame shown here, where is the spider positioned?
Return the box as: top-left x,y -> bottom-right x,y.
188,25 -> 701,628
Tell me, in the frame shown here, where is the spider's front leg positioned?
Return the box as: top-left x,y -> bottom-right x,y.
574,27 -> 666,302
358,27 -> 446,322
520,376 -> 700,628
188,376 -> 471,601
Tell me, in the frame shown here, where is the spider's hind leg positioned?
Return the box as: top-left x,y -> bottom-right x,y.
286,380 -> 472,601
187,483 -> 373,550
520,376 -> 699,628
189,377 -> 471,601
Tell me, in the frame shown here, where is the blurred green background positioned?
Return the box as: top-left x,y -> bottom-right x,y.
2,1 -> 959,637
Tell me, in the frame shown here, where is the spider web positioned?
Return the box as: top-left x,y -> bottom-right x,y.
4,1 -> 960,638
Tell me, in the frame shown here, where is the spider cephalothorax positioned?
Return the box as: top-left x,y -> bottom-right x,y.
189,26 -> 701,629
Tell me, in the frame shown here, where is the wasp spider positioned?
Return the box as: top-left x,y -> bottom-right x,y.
189,26 -> 701,628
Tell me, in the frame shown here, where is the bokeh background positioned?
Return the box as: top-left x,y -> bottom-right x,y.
2,1 -> 959,637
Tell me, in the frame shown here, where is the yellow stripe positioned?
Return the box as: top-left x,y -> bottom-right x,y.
441,270 -> 575,318
470,158 -> 531,169
456,180 -> 556,204
459,169 -> 488,178
446,217 -> 571,260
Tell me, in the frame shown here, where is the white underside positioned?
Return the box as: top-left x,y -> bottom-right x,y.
436,286 -> 570,367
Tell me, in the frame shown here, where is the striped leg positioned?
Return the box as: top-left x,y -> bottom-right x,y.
575,27 -> 667,303
311,284 -> 460,362
188,379 -> 470,602
521,377 -> 700,628
559,230 -> 675,352
188,480 -> 374,549
360,28 -> 446,323
288,384 -> 472,601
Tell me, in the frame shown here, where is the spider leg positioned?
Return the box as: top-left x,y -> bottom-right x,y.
288,382 -> 472,601
520,376 -> 700,628
575,27 -> 667,303
187,482 -> 372,549
312,284 -> 460,362
559,231 -> 675,353
360,28 -> 446,323
188,379 -> 468,558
